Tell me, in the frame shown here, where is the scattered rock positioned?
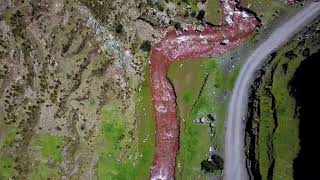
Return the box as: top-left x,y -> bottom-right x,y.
209,146 -> 217,156
210,122 -> 215,128
207,113 -> 217,121
196,24 -> 205,32
182,24 -> 189,31
220,39 -> 230,45
193,117 -> 207,123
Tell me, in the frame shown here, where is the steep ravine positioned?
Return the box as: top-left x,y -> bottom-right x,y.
245,17 -> 320,180
245,53 -> 279,180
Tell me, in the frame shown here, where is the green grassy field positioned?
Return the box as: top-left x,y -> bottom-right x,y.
133,68 -> 156,178
206,0 -> 224,25
241,0 -> 294,25
270,46 -> 301,180
168,58 -> 236,179
96,51 -> 155,180
0,124 -> 17,178
169,58 -> 213,179
269,41 -> 318,180
0,152 -> 13,179
253,48 -> 301,180
214,63 -> 241,150
28,134 -> 64,179
205,0 -> 294,26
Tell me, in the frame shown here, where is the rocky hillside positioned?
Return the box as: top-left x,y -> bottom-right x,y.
0,0 -> 147,178
0,0 -> 214,179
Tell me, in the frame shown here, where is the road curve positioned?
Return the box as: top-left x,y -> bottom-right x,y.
224,2 -> 320,180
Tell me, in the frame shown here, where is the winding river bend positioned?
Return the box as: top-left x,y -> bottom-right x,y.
149,1 -> 258,179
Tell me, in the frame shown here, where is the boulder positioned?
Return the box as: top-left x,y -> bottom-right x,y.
207,113 -> 217,121
193,117 -> 207,123
196,24 -> 205,32
220,39 -> 230,45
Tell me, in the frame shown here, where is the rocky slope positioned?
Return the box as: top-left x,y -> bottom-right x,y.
0,0 -> 215,179
0,0 -> 146,178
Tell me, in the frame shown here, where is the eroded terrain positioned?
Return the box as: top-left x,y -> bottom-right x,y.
0,0 -> 306,179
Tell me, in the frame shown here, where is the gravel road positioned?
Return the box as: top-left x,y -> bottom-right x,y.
224,2 -> 320,180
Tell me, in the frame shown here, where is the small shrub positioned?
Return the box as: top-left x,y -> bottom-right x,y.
115,23 -> 123,34
201,155 -> 224,173
156,3 -> 164,11
184,10 -> 189,17
174,22 -> 181,30
284,50 -> 297,60
190,11 -> 196,17
302,48 -> 310,57
197,10 -> 206,20
140,40 -> 151,52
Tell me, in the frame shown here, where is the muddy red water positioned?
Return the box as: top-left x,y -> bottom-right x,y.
149,1 -> 259,179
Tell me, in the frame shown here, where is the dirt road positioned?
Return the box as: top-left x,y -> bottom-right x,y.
224,2 -> 320,180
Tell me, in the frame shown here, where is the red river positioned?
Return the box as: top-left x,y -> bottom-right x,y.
149,0 -> 260,179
